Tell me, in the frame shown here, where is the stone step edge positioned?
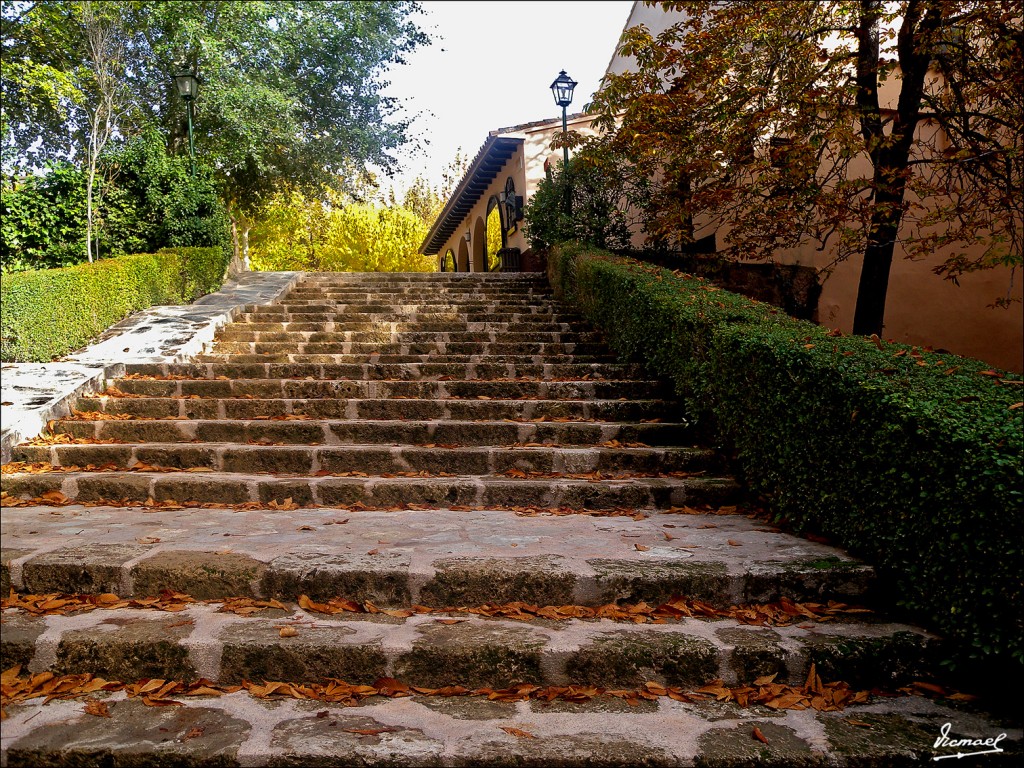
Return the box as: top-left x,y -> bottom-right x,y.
1,542 -> 871,609
2,604 -> 933,692
0,471 -> 742,512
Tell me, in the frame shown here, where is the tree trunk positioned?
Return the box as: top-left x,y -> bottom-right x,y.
851,0 -> 944,337
852,175 -> 907,336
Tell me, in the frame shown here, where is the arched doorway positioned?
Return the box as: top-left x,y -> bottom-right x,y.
456,238 -> 470,272
471,216 -> 486,272
441,249 -> 456,272
486,196 -> 504,271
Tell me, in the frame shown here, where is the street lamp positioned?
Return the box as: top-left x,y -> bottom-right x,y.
174,69 -> 200,176
549,70 -> 577,167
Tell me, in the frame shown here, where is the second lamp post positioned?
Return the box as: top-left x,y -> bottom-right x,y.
174,69 -> 200,176
550,70 -> 577,167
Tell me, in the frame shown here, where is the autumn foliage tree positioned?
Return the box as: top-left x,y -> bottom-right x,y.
589,0 -> 1022,336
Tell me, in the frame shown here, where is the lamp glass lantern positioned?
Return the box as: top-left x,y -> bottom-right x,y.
174,71 -> 199,101
549,70 -> 577,108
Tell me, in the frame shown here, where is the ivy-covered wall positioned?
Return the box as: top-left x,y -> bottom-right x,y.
549,244 -> 1023,672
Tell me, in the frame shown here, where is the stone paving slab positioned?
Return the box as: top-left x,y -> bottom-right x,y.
1,507 -> 872,607
1,687 -> 1018,766
1,272 -> 301,463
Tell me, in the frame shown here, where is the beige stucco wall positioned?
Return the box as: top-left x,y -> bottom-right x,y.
435,114 -> 600,271
435,145 -> 527,272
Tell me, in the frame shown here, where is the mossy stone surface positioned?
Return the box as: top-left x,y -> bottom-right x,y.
566,630 -> 719,688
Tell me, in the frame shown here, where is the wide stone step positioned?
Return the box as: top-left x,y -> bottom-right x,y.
71,396 -> 672,421
4,687 -> 1010,768
205,341 -> 611,356
52,417 -> 693,447
1,469 -> 741,509
213,329 -> 605,345
238,308 -> 586,320
194,353 -> 619,365
13,443 -> 717,476
1,507 -> 872,607
124,361 -> 646,381
230,316 -> 589,332
1,604 -> 933,692
281,289 -> 556,300
239,303 -> 567,316
216,322 -> 587,339
111,377 -> 669,401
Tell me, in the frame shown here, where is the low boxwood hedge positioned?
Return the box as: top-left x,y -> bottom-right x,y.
1,246 -> 229,362
550,243 -> 1023,672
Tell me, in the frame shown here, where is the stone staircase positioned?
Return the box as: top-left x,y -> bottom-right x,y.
1,272 -> 1017,765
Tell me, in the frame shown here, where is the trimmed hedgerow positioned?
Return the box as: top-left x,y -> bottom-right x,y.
1,246 -> 229,362
550,243 -> 1023,671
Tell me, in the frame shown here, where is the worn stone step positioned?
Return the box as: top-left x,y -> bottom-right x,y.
123,361 -> 646,381
239,303 -> 566,316
1,469 -> 741,509
53,417 -> 692,447
1,604 -> 935,692
228,319 -> 589,333
13,443 -> 718,476
240,303 -> 563,314
111,377 -> 669,401
213,330 -> 605,345
193,353 -> 619,366
71,396 -> 672,422
205,341 -> 612,356
4,688 -> 1016,768
239,306 -> 582,318
216,322 -> 586,340
281,290 -> 556,301
209,342 -> 606,356
1,507 -> 872,608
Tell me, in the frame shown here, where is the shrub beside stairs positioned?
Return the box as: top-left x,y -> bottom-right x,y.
1,272 -> 1018,765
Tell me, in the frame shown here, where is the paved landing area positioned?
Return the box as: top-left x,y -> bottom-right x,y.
0,271 -> 300,462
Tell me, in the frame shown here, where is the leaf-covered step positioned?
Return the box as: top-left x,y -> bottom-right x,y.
111,377 -> 669,401
12,442 -> 717,476
70,395 -> 674,421
2,507 -> 873,607
1,469 -> 742,510
122,361 -> 647,381
204,341 -> 612,356
215,322 -> 586,340
0,602 -> 934,691
52,417 -> 693,447
213,329 -> 605,346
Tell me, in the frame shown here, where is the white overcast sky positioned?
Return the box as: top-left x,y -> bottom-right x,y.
379,0 -> 636,194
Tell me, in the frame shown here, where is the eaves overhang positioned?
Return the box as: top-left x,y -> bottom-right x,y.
419,135 -> 524,255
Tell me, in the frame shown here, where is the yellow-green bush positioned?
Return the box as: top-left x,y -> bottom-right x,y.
550,244 -> 1023,673
1,247 -> 229,362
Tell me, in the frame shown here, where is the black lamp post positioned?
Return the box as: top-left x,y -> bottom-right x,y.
174,69 -> 200,176
549,70 -> 577,167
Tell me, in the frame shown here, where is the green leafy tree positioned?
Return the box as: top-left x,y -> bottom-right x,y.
249,187 -> 434,273
2,1 -> 430,263
1,164 -> 87,271
524,152 -> 643,252
590,0 -> 1023,335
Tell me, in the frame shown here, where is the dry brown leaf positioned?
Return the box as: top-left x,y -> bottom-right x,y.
752,726 -> 769,744
83,699 -> 111,717
500,727 -> 536,739
279,626 -> 299,638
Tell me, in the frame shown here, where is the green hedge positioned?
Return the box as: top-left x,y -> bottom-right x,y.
1,246 -> 229,362
550,244 -> 1023,671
